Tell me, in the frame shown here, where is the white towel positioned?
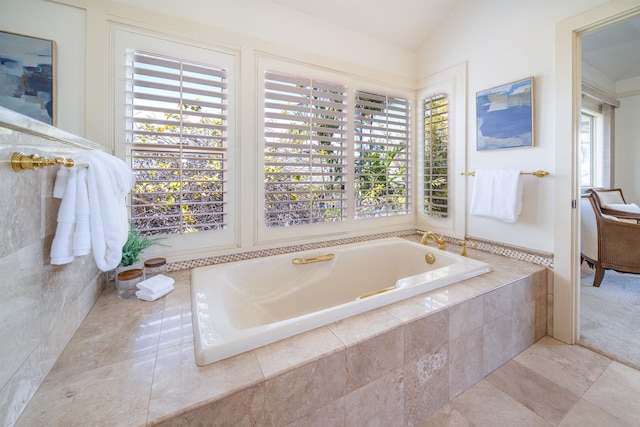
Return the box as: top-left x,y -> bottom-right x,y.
50,167 -> 78,265
136,285 -> 175,301
136,274 -> 175,301
470,169 -> 523,223
73,167 -> 91,256
50,150 -> 135,271
75,150 -> 135,271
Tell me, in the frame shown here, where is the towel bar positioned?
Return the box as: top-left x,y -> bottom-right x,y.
461,170 -> 550,178
10,152 -> 88,173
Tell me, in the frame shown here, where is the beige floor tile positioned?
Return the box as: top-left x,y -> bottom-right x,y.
416,404 -> 474,427
583,373 -> 640,426
451,380 -> 553,427
558,399 -> 633,427
485,359 -> 581,424
514,336 -> 611,395
602,361 -> 640,394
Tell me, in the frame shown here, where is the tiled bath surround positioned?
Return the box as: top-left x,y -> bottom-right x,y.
17,246 -> 548,426
0,111 -> 105,427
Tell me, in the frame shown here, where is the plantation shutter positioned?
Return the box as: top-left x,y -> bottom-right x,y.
423,94 -> 449,217
263,71 -> 348,227
354,91 -> 411,218
126,50 -> 229,235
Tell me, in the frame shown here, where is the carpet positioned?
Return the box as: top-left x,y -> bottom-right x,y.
580,265 -> 640,370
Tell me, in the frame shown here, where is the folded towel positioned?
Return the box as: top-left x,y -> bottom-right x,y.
470,169 -> 523,223
136,285 -> 175,302
51,167 -> 78,265
136,274 -> 175,293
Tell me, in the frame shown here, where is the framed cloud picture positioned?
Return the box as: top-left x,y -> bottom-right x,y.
476,77 -> 533,150
0,30 -> 55,125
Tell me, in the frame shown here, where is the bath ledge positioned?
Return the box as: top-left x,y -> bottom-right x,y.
165,229 -> 554,273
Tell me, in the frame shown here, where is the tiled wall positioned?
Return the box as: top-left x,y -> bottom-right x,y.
0,115 -> 104,427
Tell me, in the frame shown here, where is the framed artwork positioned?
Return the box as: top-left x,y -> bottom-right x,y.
476,77 -> 533,150
0,30 -> 55,125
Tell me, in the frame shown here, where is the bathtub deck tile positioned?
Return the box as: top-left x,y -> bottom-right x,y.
147,341 -> 265,423
327,307 -> 403,347
255,326 -> 345,379
382,293 -> 448,324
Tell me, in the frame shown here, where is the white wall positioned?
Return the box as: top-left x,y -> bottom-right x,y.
615,91 -> 640,202
1,0 -> 86,136
417,0 -> 607,253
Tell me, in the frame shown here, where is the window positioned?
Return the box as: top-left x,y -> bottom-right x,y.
423,94 -> 449,217
354,91 -> 411,218
261,64 -> 411,233
126,50 -> 230,236
580,110 -> 597,188
263,71 -> 348,227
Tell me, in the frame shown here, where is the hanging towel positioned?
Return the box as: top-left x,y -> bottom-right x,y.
74,150 -> 135,271
50,150 -> 135,271
51,167 -> 78,265
136,274 -> 175,301
470,169 -> 523,223
73,167 -> 91,256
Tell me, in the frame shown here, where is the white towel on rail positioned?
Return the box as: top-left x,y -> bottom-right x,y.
74,150 -> 135,272
470,169 -> 523,223
50,167 -> 78,265
73,167 -> 91,256
50,151 -> 134,271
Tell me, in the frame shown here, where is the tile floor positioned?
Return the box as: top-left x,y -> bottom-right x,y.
418,336 -> 640,426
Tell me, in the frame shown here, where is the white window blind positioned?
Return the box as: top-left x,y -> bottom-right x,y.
126,50 -> 228,235
354,91 -> 410,218
423,94 -> 449,217
263,71 -> 348,227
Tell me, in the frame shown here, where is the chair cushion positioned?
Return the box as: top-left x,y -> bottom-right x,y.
602,203 -> 640,213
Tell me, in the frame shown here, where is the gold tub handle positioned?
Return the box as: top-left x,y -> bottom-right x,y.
292,254 -> 335,265
356,285 -> 397,300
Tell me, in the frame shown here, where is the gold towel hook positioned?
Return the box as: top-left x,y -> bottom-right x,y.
10,152 -> 88,173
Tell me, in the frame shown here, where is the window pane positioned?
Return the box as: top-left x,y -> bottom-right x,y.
127,50 -> 228,236
354,91 -> 411,219
580,112 -> 594,187
263,71 -> 348,227
424,94 -> 449,217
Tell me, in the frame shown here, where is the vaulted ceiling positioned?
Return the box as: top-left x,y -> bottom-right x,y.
582,15 -> 640,82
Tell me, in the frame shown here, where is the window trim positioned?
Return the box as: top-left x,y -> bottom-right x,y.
256,56 -> 415,245
416,62 -> 467,238
112,27 -> 239,258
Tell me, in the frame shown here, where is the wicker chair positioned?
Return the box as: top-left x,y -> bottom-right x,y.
581,193 -> 640,287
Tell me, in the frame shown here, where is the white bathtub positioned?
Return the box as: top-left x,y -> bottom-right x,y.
191,237 -> 492,365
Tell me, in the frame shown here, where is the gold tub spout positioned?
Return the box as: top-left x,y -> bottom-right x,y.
417,231 -> 447,251
292,254 -> 335,265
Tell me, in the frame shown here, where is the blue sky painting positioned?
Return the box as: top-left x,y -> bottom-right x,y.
476,77 -> 533,150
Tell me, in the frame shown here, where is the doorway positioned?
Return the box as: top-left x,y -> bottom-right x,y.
553,1 -> 640,348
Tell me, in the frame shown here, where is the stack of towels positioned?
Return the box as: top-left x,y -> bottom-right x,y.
50,150 -> 135,271
135,274 -> 175,301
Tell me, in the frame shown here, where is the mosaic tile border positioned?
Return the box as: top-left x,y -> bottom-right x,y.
166,229 -> 554,272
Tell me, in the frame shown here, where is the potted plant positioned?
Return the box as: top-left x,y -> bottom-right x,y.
120,222 -> 165,268
115,223 -> 165,298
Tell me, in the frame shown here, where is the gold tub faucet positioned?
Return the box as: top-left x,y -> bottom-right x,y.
417,231 -> 447,251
